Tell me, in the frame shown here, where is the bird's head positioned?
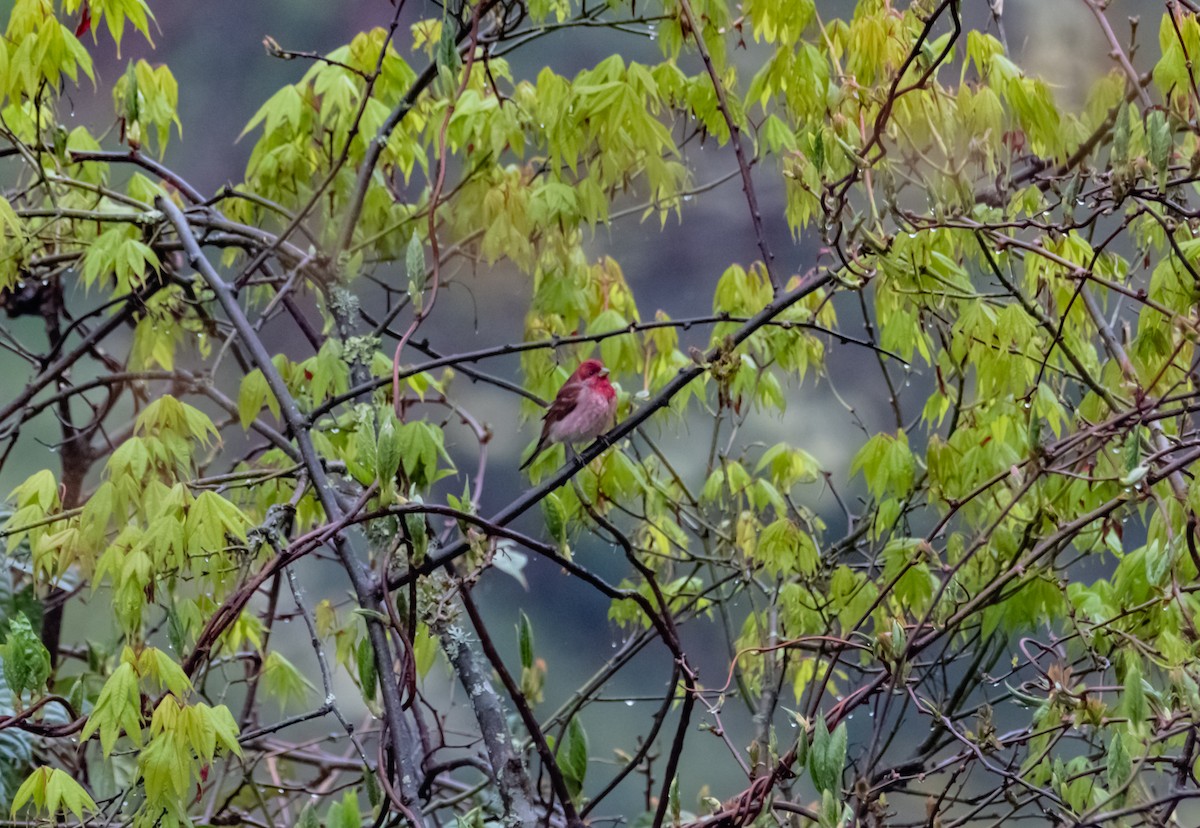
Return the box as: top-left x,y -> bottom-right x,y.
575,358 -> 609,381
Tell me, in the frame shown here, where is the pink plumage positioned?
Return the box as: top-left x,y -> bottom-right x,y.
520,359 -> 617,470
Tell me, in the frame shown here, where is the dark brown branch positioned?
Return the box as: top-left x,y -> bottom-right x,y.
157,195 -> 429,826
388,269 -> 835,591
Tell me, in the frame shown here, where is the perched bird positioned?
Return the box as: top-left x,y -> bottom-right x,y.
520,358 -> 617,470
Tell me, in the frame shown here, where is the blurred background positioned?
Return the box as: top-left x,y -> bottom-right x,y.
0,0 -> 1178,821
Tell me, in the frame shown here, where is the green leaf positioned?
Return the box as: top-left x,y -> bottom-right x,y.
93,0 -> 157,53
1106,731 -> 1131,790
756,443 -> 822,488
396,421 -> 453,489
413,622 -> 438,677
794,721 -> 809,769
118,61 -> 139,123
329,791 -> 361,828
1146,108 -> 1171,189
136,647 -> 191,696
543,492 -> 568,546
435,6 -> 461,93
589,309 -> 640,373
850,432 -> 915,499
808,716 -> 846,794
1122,662 -> 1148,730
262,651 -> 315,710
357,635 -> 377,701
139,731 -> 191,804
518,611 -> 534,670
79,662 -> 142,755
755,518 -> 819,576
187,491 -> 251,555
560,716 -> 589,801
405,510 -> 428,564
179,702 -> 216,763
206,702 -> 243,757
237,369 -> 274,429
347,411 -> 377,486
363,765 -> 382,808
11,767 -> 96,820
406,233 -> 426,312
1,612 -> 50,703
376,412 -> 403,492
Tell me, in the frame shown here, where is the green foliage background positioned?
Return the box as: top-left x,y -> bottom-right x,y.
2,0 -> 1200,826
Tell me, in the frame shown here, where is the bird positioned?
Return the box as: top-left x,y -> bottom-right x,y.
520,358 -> 617,470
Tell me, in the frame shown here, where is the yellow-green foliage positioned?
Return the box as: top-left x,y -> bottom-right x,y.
5,1 -> 1200,825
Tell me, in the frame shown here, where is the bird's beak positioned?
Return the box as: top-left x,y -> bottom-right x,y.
598,366 -> 610,377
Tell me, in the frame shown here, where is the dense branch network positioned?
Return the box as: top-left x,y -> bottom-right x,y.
2,1 -> 1200,828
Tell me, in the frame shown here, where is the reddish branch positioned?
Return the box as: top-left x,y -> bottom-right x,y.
674,0 -> 778,293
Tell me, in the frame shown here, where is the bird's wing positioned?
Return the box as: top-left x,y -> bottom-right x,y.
519,378 -> 584,470
543,377 -> 583,423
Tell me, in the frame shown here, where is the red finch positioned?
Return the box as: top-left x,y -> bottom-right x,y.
520,358 -> 617,470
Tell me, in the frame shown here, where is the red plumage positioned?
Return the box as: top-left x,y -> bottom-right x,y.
520,359 -> 617,470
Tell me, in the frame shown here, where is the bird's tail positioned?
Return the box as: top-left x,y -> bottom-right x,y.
519,438 -> 547,471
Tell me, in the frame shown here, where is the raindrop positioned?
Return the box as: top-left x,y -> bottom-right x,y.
625,699 -> 635,707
